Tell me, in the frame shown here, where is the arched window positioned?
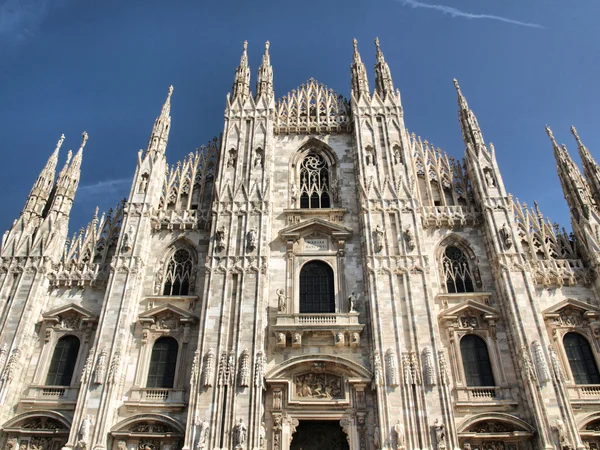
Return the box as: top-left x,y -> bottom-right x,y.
299,153 -> 331,209
299,261 -> 335,313
45,335 -> 80,386
163,248 -> 193,296
563,333 -> 600,384
147,337 -> 179,388
443,246 -> 475,293
460,335 -> 495,386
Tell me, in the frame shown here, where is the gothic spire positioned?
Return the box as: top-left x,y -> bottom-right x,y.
232,40 -> 251,101
546,126 -> 594,221
373,37 -> 394,98
453,78 -> 486,152
22,134 -> 65,220
350,38 -> 370,101
48,132 -> 88,219
146,86 -> 173,157
571,126 -> 600,207
255,41 -> 273,100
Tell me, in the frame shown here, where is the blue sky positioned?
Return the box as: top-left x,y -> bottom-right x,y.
1,0 -> 599,233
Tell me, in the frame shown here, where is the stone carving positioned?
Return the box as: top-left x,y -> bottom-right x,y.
121,225 -> 133,253
238,348 -> 250,387
196,420 -> 208,450
295,373 -> 343,399
154,261 -> 164,294
4,438 -> 17,450
22,417 -> 64,430
374,225 -> 385,252
522,345 -> 537,382
499,223 -> 513,249
273,389 -> 282,410
215,226 -> 226,251
340,417 -> 352,445
433,419 -> 446,450
292,332 -> 301,347
203,348 -> 215,387
334,332 -> 345,346
138,173 -> 149,194
233,418 -> 247,447
348,291 -> 358,312
29,437 -> 52,450
467,421 -> 515,433
459,315 -> 479,328
1,348 -> 20,382
373,351 -> 383,387
438,350 -> 449,385
555,419 -> 568,448
373,426 -> 381,449
0,343 -> 7,369
77,416 -> 91,450
351,331 -> 360,347
276,288 -> 286,312
532,341 -> 551,383
190,350 -> 200,385
107,350 -> 121,384
422,346 -> 436,386
58,314 -> 82,330
227,149 -> 237,168
484,170 -> 495,187
275,332 -> 286,347
386,348 -> 399,387
404,225 -> 415,251
94,348 -> 107,384
290,183 -> 298,204
254,350 -> 266,389
331,177 -> 340,203
401,351 -> 413,385
554,309 -> 583,327
247,227 -> 258,252
253,149 -> 263,168
393,146 -> 402,165
389,420 -> 404,449
410,351 -> 421,385
80,352 -> 94,383
259,422 -> 266,448
548,345 -> 565,381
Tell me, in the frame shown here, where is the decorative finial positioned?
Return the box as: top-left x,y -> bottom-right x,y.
66,150 -> 73,165
453,78 -> 460,91
374,37 -> 380,49
545,125 -> 558,146
265,40 -> 270,50
353,38 -> 358,50
80,131 -> 89,150
56,134 -> 65,150
243,40 -> 248,51
570,125 -> 582,145
168,85 -> 174,97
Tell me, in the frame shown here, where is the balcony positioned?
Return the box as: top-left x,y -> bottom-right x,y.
273,312 -> 364,348
566,384 -> 600,405
421,205 -> 479,229
124,388 -> 186,412
20,385 -> 79,409
454,386 -> 517,409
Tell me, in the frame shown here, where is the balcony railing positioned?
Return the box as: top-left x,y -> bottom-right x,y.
454,386 -> 517,407
276,312 -> 361,327
20,386 -> 79,409
566,384 -> 600,403
124,388 -> 186,411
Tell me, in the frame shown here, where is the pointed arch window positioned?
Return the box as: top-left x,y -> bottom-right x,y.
163,249 -> 193,296
299,153 -> 331,209
563,332 -> 600,384
299,261 -> 335,313
45,335 -> 80,386
443,246 -> 475,293
460,335 -> 495,386
147,337 -> 179,388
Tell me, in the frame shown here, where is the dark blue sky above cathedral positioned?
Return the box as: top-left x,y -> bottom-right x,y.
0,0 -> 599,232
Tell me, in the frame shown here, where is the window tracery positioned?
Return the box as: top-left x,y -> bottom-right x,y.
442,246 -> 476,293
299,154 -> 331,209
162,248 -> 194,296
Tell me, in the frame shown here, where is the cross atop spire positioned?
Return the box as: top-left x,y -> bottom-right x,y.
373,37 -> 394,98
350,38 -> 370,101
232,40 -> 251,100
256,41 -> 273,100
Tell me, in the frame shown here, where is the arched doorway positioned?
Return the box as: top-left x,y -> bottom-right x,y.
2,412 -> 71,450
290,420 -> 349,450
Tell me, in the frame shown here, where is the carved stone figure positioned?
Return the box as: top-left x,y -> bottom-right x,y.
254,150 -> 263,168
533,340 -> 551,383
348,291 -> 358,312
290,183 -> 298,203
334,332 -> 344,346
433,419 -> 446,450
259,422 -> 266,448
404,225 -> 415,251
548,345 -> 565,381
247,227 -> 258,251
401,351 -> 412,385
393,420 -> 405,449
215,226 -> 226,251
254,350 -> 266,389
485,170 -> 495,187
422,346 -> 436,386
295,373 -> 343,399
121,225 -> 133,252
373,426 -> 381,449
117,441 -> 127,450
292,332 -> 301,346
276,288 -> 286,312
373,351 -> 383,387
202,348 -> 215,387
138,173 -> 149,193
94,348 -> 107,384
498,222 -> 513,249
276,332 -> 286,347
196,420 -> 208,450
522,345 -> 537,382
77,415 -> 91,450
227,150 -> 236,168
374,224 -> 384,252
233,418 -> 247,447
331,177 -> 340,203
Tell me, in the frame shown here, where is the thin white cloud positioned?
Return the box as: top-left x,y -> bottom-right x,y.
0,0 -> 68,44
77,178 -> 131,200
395,0 -> 543,29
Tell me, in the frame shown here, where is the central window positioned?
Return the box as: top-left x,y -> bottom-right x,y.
443,246 -> 475,293
299,261 -> 335,313
163,249 -> 193,296
299,153 -> 331,209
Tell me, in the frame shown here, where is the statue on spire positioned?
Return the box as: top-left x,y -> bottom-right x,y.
256,41 -> 273,100
232,40 -> 251,100
350,38 -> 370,101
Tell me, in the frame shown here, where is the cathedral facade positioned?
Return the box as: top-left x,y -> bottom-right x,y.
1,38 -> 600,450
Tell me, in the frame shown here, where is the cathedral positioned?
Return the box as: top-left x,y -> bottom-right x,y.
1,37 -> 600,450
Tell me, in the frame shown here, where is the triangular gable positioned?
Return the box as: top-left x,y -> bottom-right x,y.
138,303 -> 197,326
279,217 -> 353,242
543,298 -> 600,321
440,299 -> 500,323
42,303 -> 97,325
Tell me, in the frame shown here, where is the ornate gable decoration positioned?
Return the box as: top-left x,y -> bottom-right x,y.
275,79 -> 351,134
138,304 -> 197,331
279,218 -> 352,255
543,299 -> 600,329
439,299 -> 500,331
42,303 -> 97,330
